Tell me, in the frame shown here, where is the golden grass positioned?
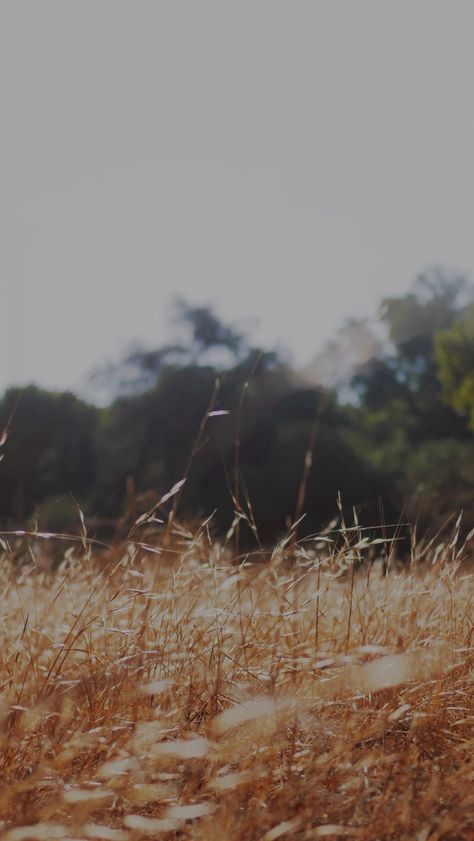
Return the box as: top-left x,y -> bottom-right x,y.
0,532 -> 472,841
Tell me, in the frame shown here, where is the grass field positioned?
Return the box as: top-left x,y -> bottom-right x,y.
0,525 -> 472,841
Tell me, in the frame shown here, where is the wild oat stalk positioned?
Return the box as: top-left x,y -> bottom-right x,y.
0,524 -> 472,840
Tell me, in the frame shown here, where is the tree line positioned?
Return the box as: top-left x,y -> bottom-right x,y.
1,269 -> 473,547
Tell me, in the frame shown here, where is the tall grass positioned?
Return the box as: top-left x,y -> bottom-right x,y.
0,522 -> 472,841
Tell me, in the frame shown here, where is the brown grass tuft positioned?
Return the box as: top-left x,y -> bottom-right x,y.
0,532 -> 472,840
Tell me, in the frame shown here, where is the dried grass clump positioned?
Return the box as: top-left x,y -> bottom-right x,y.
0,530 -> 472,841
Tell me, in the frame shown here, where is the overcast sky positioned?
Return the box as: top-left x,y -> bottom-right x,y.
1,1 -> 474,398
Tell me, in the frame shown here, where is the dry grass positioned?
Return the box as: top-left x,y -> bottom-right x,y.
0,528 -> 472,841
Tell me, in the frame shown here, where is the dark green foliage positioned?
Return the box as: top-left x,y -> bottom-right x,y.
353,269 -> 474,535
1,276 -> 473,542
435,304 -> 474,431
0,386 -> 99,523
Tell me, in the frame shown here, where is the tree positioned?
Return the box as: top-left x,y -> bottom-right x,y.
0,386 -> 99,524
381,268 -> 469,367
173,298 -> 244,360
351,269 -> 474,537
354,269 -> 473,442
89,301 -> 248,400
435,304 -> 474,431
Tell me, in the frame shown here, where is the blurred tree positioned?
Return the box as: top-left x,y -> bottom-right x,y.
0,386 -> 99,524
173,298 -> 244,360
354,269 -> 473,440
2,279 -> 472,546
95,365 -> 219,519
381,268 -> 469,362
352,268 -> 474,536
89,300 -> 248,400
435,304 -> 474,431
403,438 -> 474,532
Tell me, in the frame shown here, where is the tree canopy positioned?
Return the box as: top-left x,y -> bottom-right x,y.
1,270 -> 473,547
435,303 -> 474,431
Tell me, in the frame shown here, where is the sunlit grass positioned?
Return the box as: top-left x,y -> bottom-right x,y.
0,525 -> 472,840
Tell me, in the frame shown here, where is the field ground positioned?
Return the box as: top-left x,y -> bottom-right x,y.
0,530 -> 472,841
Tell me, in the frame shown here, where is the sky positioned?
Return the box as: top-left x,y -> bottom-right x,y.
1,1 -> 474,399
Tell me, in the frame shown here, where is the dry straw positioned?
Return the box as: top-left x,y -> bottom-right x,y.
0,519 -> 472,840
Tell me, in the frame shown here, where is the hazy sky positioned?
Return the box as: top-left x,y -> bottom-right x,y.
2,1 -> 474,397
